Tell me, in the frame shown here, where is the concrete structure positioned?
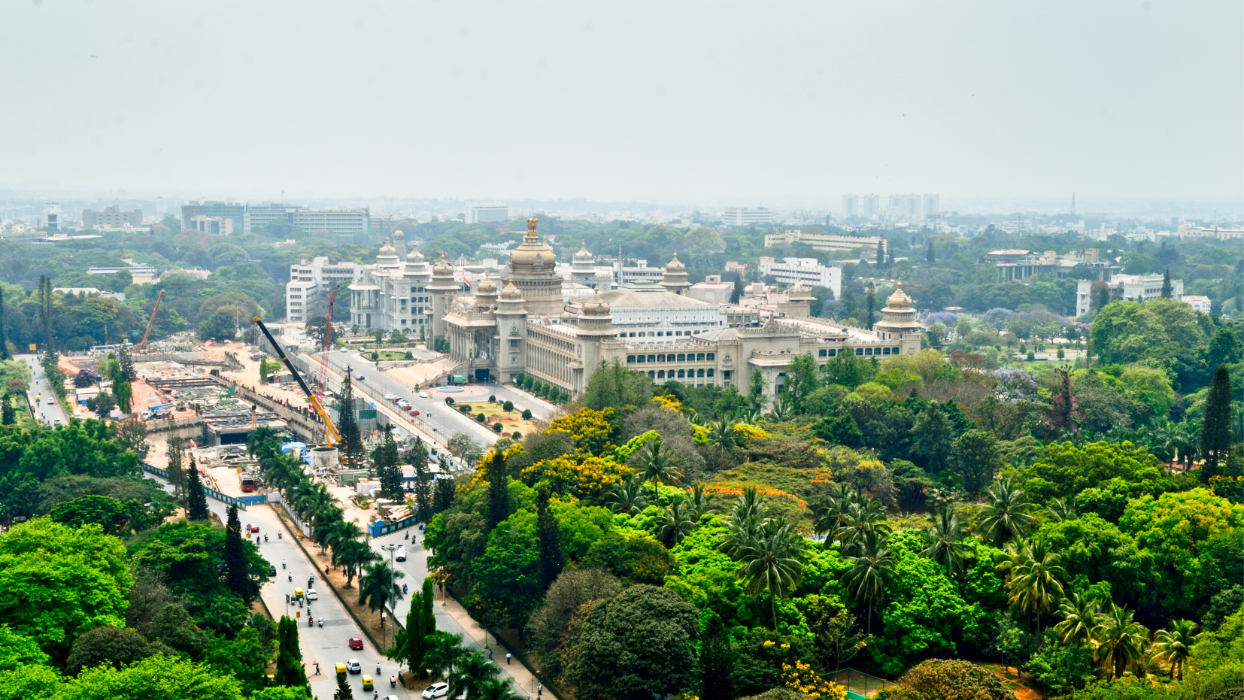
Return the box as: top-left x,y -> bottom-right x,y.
689,274 -> 734,305
182,201 -> 369,237
285,256 -> 365,323
764,229 -> 884,257
1183,295 -> 1211,314
1076,274 -> 1187,317
83,205 -> 143,228
432,218 -> 921,399
347,237 -> 434,334
757,257 -> 842,298
1177,224 -> 1244,240
612,259 -> 665,285
87,264 -> 158,284
722,207 -> 776,226
842,194 -> 881,219
988,248 -> 1117,282
42,203 -> 62,232
468,203 -> 508,224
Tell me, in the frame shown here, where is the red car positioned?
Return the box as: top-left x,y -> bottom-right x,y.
409,408 -> 420,416
246,524 -> 260,533
349,636 -> 364,650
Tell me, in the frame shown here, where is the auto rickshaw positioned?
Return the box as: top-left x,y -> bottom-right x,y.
361,675 -> 374,692
335,663 -> 347,680
294,587 -> 304,600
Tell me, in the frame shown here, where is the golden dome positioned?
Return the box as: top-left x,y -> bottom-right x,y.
405,243 -> 425,262
665,251 -> 686,272
433,253 -> 453,276
475,273 -> 498,296
581,289 -> 611,316
378,238 -> 396,255
573,241 -> 594,262
885,282 -> 913,309
500,282 -> 522,300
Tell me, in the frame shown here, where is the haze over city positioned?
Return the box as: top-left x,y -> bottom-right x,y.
1,0 -> 1240,210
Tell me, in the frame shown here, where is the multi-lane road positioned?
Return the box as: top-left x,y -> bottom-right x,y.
18,354 -> 70,425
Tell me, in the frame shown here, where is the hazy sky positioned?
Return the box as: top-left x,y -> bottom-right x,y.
1,0 -> 1240,206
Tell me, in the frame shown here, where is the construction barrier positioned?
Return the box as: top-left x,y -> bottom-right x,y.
141,463 -> 247,510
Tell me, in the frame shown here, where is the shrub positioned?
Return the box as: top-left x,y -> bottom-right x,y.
522,409 -> 533,420
512,432 -> 522,440
503,400 -> 514,412
404,351 -> 413,360
445,397 -> 454,406
493,423 -> 502,433
489,394 -> 496,403
477,413 -> 486,423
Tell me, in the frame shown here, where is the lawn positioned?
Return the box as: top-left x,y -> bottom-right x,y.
455,400 -> 539,437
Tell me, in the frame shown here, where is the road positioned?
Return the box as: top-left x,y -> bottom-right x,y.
140,471 -> 413,700
18,354 -> 69,426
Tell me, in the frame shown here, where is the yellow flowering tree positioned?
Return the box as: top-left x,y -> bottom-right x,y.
547,407 -> 615,455
781,660 -> 848,700
522,454 -> 633,500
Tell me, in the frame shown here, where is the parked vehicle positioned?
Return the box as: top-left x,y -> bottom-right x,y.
422,682 -> 449,698
395,546 -> 407,562
306,589 -> 318,601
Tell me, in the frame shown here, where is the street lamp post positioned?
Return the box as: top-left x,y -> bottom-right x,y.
381,543 -> 398,651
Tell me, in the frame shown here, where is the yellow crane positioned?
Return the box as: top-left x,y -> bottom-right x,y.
251,316 -> 343,448
135,288 -> 164,352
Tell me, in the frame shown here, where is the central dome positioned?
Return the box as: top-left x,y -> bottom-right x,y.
509,217 -> 557,270
581,289 -> 610,316
885,282 -> 913,310
665,252 -> 686,272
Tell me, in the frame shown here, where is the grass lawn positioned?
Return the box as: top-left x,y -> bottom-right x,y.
456,400 -> 538,437
361,350 -> 414,361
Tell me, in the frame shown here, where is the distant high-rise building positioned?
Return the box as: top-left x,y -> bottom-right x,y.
82,205 -> 143,228
181,201 -> 368,237
469,203 -> 509,224
42,202 -> 61,232
182,201 -> 245,233
922,193 -> 939,217
722,207 -> 776,226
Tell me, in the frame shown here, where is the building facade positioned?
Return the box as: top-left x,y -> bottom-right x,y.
764,229 -> 885,256
83,205 -> 143,228
348,238 -> 434,334
182,201 -> 369,237
285,257 -> 365,323
469,203 -> 509,224
427,218 -> 922,400
1075,274 -> 1188,317
722,207 -> 776,226
757,257 -> 842,297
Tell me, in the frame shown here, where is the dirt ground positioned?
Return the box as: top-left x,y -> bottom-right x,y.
979,662 -> 1045,699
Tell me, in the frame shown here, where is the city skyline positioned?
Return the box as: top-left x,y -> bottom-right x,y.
0,0 -> 1240,207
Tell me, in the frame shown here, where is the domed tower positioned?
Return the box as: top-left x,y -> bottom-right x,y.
427,253 -> 457,347
873,282 -> 922,355
473,273 -> 499,310
392,229 -> 407,258
495,283 -> 528,382
570,241 -> 597,286
576,289 -> 618,389
506,218 -> 564,316
376,238 -> 401,269
661,252 -> 691,296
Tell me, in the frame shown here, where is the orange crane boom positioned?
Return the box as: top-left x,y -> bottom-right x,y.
252,315 -> 343,448
137,288 -> 165,351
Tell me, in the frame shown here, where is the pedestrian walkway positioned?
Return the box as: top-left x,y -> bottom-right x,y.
430,587 -> 544,698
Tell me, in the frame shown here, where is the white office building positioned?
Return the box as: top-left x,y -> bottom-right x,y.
722,207 -> 776,226
1076,274 -> 1187,317
285,256 -> 364,323
757,257 -> 842,298
469,203 -> 509,224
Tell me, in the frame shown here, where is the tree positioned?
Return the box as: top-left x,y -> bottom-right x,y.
563,585 -> 700,700
883,659 -> 1013,700
979,477 -> 1034,547
410,438 -> 433,522
373,424 -> 403,498
535,486 -> 564,590
865,285 -> 876,330
0,287 -> 8,360
474,677 -> 525,700
912,403 -> 954,472
274,616 -> 308,688
697,610 -> 735,700
394,578 -> 436,677
59,653 -> 244,699
660,497 -> 696,547
1160,267 -> 1173,298
607,476 -> 647,515
1091,602 -> 1149,680
635,435 -> 681,498
484,450 -> 510,530
0,518 -> 133,659
185,457 -> 209,521
223,503 -> 252,601
196,309 -> 237,342
1005,538 -> 1065,636
65,625 -> 154,675
422,631 -> 468,681
923,504 -> 970,577
86,391 -> 116,418
358,560 -> 405,615
1152,618 -> 1196,680
527,568 -> 621,678
734,518 -> 804,629
804,594 -> 867,676
1201,365 -> 1233,481
841,528 -> 895,634
336,373 -> 365,464
1054,591 -> 1102,646
447,650 -> 498,699
333,672 -> 354,700
950,429 -> 1002,496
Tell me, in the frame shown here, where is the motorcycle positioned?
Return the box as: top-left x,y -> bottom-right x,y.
318,618 -> 323,628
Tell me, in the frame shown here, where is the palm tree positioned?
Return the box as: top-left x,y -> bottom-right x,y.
707,419 -> 739,458
327,520 -> 361,560
922,504 -> 970,577
358,560 -> 406,614
720,486 -> 767,558
636,436 -> 681,498
1045,496 -> 1079,522
1152,619 -> 1197,680
659,497 -> 696,547
766,394 -> 794,421
473,677 -> 524,700
1092,603 -> 1150,680
835,496 -> 889,555
337,538 -> 378,588
686,482 -> 713,521
812,483 -> 857,544
422,632 -> 467,680
606,475 -> 647,515
841,528 -> 895,635
1054,591 -> 1101,646
1006,538 -> 1065,636
733,518 -> 804,630
312,506 -> 344,551
447,650 -> 498,699
980,477 -> 1035,547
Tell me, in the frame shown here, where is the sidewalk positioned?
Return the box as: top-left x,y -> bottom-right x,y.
430,583 -> 547,699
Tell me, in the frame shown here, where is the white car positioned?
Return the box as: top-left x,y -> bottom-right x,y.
418,391 -> 429,399
306,589 -> 318,601
395,546 -> 407,562
422,682 -> 449,699
347,659 -> 361,674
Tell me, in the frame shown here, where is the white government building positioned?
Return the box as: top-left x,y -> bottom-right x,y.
342,219 -> 922,398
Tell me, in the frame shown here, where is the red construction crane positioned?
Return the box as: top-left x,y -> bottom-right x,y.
136,288 -> 165,351
317,284 -> 340,399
